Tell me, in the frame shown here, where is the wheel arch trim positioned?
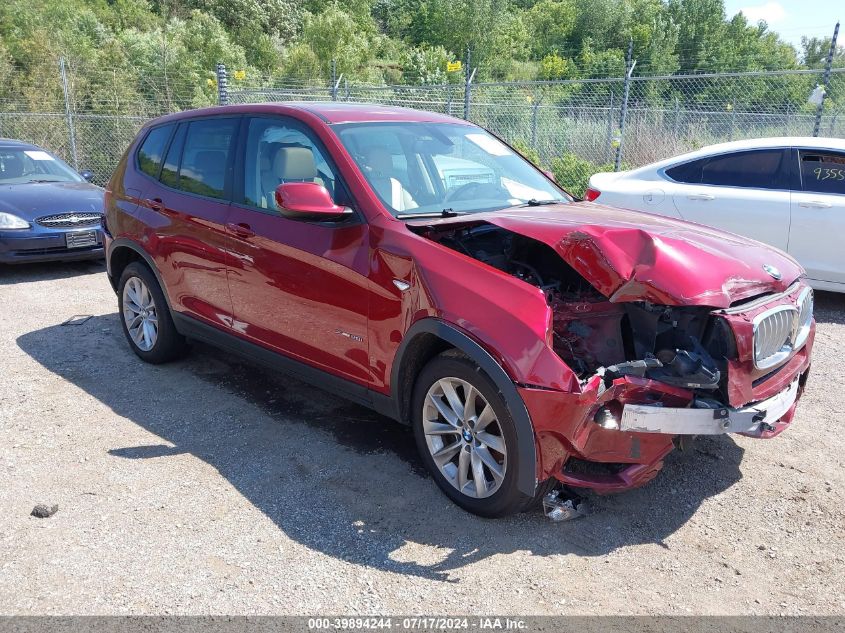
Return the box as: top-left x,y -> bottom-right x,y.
107,238 -> 173,311
392,318 -> 538,496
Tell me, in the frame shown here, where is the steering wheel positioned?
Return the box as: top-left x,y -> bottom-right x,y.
444,181 -> 506,203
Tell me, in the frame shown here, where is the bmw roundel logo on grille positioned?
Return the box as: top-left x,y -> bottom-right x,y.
763,264 -> 782,280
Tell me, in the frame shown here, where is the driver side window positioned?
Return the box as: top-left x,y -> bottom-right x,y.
241,117 -> 344,212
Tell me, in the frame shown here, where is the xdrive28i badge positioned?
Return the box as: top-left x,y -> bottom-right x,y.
763,264 -> 782,280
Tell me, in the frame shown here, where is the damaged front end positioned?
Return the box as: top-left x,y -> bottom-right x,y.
411,215 -> 814,493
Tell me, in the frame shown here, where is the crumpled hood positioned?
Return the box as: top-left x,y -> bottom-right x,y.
414,202 -> 804,308
0,182 -> 103,220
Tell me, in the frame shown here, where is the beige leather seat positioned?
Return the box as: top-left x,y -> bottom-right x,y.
273,146 -> 323,185
263,146 -> 325,209
363,146 -> 417,212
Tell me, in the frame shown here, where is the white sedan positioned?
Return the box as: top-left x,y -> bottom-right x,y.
587,137 -> 845,293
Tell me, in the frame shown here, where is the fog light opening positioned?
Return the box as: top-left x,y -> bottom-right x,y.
594,405 -> 620,430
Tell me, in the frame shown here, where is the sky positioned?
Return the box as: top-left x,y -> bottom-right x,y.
724,0 -> 840,53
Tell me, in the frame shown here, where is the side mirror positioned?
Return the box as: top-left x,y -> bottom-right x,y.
543,170 -> 556,183
274,182 -> 352,221
80,170 -> 94,182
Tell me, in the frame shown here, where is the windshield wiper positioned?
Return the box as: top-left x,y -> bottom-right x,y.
396,208 -> 466,219
26,179 -> 62,183
513,198 -> 559,208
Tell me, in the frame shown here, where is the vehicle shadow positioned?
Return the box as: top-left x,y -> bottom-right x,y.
813,290 -> 845,325
17,314 -> 745,581
0,259 -> 105,285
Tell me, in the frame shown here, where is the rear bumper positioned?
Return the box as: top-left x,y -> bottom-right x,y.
0,230 -> 103,264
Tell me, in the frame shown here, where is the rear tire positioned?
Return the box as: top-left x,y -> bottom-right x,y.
411,352 -> 535,518
118,261 -> 188,364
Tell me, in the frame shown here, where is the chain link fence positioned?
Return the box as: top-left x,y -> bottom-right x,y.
2,61 -> 844,194
229,68 -> 845,195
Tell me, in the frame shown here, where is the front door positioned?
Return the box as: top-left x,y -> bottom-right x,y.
225,115 -> 371,385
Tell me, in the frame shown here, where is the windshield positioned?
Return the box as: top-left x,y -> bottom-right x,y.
334,122 -> 570,217
0,147 -> 83,184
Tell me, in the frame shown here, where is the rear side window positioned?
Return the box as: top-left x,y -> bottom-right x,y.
137,125 -> 174,179
800,150 -> 845,194
177,119 -> 238,199
160,124 -> 187,188
702,150 -> 787,189
666,150 -> 788,189
665,158 -> 706,183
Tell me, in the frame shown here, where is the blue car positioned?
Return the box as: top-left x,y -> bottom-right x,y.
0,139 -> 104,264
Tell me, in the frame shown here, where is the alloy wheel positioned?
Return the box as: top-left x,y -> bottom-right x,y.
422,377 -> 507,499
122,276 -> 158,352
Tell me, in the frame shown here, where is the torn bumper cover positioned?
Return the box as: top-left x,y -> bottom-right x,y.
519,323 -> 813,494
620,377 -> 799,436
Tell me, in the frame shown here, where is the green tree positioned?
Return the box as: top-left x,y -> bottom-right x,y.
299,5 -> 380,79
400,0 -> 512,77
538,54 -> 576,80
629,0 -> 679,75
668,0 -> 727,71
400,45 -> 452,84
525,0 -> 576,58
802,36 -> 845,69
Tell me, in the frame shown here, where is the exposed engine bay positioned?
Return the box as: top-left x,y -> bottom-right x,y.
417,222 -> 734,397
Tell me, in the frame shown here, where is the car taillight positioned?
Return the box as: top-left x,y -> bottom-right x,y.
584,187 -> 601,202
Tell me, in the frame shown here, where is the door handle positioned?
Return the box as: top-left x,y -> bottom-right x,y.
145,198 -> 163,211
798,200 -> 832,209
687,193 -> 715,201
226,222 -> 255,238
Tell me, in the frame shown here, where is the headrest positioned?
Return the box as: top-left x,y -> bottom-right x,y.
364,146 -> 393,176
273,146 -> 316,181
2,154 -> 25,178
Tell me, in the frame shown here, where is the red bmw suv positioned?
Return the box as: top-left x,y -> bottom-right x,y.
104,103 -> 814,517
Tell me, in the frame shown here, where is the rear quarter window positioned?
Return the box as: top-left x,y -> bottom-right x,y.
665,158 -> 705,183
137,124 -> 174,179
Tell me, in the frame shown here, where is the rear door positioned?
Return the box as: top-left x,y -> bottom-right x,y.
668,148 -> 792,251
789,148 -> 845,287
139,116 -> 239,327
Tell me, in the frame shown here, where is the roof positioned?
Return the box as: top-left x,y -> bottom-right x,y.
144,102 -> 470,128
629,136 -> 845,174
0,138 -> 41,150
698,136 -> 845,153
291,102 -> 466,124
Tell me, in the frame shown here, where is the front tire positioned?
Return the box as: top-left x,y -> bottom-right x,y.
411,352 -> 534,518
118,261 -> 188,364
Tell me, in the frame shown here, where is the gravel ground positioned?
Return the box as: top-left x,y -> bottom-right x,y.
1,260 -> 844,615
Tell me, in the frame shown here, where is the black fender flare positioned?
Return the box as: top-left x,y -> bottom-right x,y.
107,238 -> 174,311
392,318 -> 538,497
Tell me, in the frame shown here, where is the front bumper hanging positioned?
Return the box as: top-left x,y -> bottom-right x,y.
620,377 -> 800,436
